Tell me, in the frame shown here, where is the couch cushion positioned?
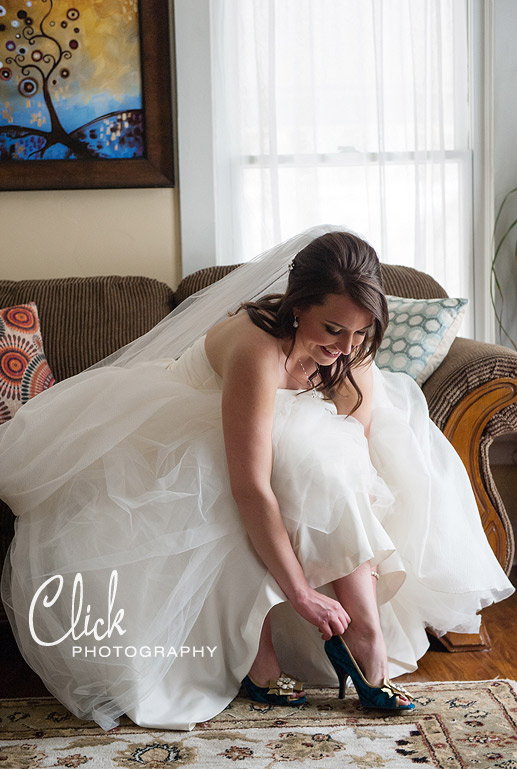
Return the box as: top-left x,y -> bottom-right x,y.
174,265 -> 240,306
174,263 -> 449,306
380,264 -> 448,299
0,277 -> 175,382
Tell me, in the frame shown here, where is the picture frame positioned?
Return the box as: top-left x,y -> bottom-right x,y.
0,0 -> 174,190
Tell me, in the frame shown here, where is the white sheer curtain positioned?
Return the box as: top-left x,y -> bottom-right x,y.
210,0 -> 472,310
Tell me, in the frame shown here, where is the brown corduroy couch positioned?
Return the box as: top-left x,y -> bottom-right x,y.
1,265 -> 516,650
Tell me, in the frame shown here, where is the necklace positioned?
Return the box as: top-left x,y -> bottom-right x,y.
298,359 -> 320,397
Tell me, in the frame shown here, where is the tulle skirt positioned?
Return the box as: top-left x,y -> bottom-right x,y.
0,336 -> 513,730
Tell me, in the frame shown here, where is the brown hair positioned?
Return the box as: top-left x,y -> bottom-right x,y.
239,231 -> 388,410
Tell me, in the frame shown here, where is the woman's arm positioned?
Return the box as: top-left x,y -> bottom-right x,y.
220,330 -> 350,639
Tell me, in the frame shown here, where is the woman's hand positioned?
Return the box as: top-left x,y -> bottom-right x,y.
291,587 -> 351,640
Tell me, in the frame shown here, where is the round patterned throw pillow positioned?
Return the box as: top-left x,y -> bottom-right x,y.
0,303 -> 55,424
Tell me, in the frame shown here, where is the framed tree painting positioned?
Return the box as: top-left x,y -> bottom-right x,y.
0,0 -> 174,189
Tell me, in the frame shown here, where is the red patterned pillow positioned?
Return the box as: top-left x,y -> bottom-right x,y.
0,303 -> 55,424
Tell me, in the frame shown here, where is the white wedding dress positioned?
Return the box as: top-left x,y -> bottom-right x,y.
0,332 -> 513,730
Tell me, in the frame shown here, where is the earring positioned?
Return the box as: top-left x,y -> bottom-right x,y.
293,317 -> 299,329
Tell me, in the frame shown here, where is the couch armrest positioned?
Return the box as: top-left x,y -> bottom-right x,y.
422,337 -> 517,573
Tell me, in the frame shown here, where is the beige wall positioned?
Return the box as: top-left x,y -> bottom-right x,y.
1,187 -> 182,288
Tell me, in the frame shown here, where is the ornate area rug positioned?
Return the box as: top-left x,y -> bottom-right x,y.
1,680 -> 517,768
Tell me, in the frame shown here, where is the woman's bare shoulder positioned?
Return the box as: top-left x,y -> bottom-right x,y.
205,312 -> 281,380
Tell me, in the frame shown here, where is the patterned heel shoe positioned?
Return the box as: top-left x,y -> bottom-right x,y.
324,635 -> 415,711
242,672 -> 306,706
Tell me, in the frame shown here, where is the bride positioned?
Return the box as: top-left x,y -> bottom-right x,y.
0,226 -> 513,730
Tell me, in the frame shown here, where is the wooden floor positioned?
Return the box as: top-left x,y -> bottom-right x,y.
1,568 -> 516,699
398,568 -> 517,684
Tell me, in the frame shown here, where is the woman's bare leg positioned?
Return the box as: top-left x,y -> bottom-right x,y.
247,562 -> 404,704
247,609 -> 305,698
332,561 -> 410,706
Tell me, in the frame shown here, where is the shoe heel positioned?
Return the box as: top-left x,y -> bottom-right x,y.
327,657 -> 347,699
338,670 -> 347,700
324,635 -> 415,711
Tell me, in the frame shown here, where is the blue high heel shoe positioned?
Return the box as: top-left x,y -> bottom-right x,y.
242,672 -> 306,706
324,635 -> 415,711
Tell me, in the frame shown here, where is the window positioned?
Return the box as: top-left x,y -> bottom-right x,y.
175,0 -> 493,340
